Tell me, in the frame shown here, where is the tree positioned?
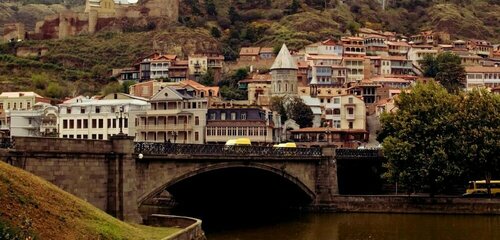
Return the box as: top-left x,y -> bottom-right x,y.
378,81 -> 461,196
287,0 -> 300,14
287,96 -> 314,128
419,54 -> 438,78
206,0 -> 217,16
45,82 -> 67,99
200,68 -> 215,86
228,6 -> 240,24
270,96 -> 288,123
270,96 -> 313,128
121,80 -> 136,94
435,52 -> 466,93
454,89 -> 500,196
210,26 -> 221,38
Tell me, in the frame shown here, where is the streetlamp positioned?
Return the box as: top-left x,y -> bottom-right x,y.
115,106 -> 128,135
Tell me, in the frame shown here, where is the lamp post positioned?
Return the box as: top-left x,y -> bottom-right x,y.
115,106 -> 127,135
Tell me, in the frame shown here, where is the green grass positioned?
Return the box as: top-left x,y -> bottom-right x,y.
0,161 -> 180,240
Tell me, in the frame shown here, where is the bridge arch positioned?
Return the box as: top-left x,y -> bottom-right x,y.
137,162 -> 316,206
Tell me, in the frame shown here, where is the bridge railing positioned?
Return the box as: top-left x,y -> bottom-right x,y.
335,148 -> 382,159
134,142 -> 323,157
0,138 -> 14,149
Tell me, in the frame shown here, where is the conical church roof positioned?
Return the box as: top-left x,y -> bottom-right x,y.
270,44 -> 298,70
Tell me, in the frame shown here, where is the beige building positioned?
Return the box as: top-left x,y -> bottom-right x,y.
188,55 -> 208,79
323,95 -> 366,130
465,66 -> 500,89
344,57 -> 365,83
135,86 -> 208,143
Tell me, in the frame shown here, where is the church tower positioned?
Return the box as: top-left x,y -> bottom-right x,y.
270,44 -> 298,97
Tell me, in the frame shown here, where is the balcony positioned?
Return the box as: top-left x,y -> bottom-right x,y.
136,124 -> 193,131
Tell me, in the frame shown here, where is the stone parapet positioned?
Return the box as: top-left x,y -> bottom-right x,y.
146,214 -> 206,240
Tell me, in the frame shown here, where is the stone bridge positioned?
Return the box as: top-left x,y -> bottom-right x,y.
0,136 -> 382,223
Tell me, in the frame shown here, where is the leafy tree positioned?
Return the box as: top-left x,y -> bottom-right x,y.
102,82 -> 122,96
270,96 -> 288,123
31,73 -> 49,90
45,82 -> 67,99
206,0 -> 217,16
287,96 -> 314,128
270,96 -> 313,128
210,26 -> 221,38
200,68 -> 215,86
286,0 -> 300,14
419,54 -> 438,78
220,86 -> 247,100
454,89 -> 500,195
435,52 -> 466,93
378,81 -> 461,196
228,6 -> 241,24
121,80 -> 136,94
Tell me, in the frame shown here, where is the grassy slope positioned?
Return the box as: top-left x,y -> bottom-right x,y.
0,161 -> 179,240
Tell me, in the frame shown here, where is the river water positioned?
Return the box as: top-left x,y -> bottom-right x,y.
206,212 -> 500,240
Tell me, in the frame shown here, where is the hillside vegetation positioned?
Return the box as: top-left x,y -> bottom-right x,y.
0,0 -> 498,98
0,161 -> 179,240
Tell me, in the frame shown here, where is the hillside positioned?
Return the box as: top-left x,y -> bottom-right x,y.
0,0 -> 498,98
0,161 -> 179,240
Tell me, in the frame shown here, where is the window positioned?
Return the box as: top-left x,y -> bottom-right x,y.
63,120 -> 68,129
98,134 -> 103,140
83,135 -> 88,139
195,132 -> 199,141
221,112 -> 226,120
92,119 -> 97,128
349,122 -> 353,129
333,108 -> 340,115
27,102 -> 31,109
348,108 -> 354,115
348,97 -> 354,104
108,119 -> 111,128
92,134 -> 97,140
96,107 -> 100,113
210,113 -> 216,120
334,120 -> 341,128
77,119 -> 82,129
195,116 -> 199,125
69,120 -> 74,129
67,107 -> 71,114
83,119 -> 88,128
81,107 -> 85,114
124,119 -> 128,128
231,112 -> 236,120
98,119 -> 104,128
20,103 -> 23,109
241,112 -> 247,120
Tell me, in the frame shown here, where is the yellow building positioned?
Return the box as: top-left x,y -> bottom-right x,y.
323,95 -> 366,130
85,0 -> 117,14
188,55 -> 208,80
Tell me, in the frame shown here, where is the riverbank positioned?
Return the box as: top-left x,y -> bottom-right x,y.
0,161 -> 180,240
314,195 -> 500,215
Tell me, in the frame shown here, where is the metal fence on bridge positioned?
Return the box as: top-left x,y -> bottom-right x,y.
134,142 -> 323,157
0,138 -> 14,149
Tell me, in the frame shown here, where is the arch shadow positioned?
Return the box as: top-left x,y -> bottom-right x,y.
138,162 -> 316,206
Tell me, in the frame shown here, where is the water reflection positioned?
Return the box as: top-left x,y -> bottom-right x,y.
207,213 -> 500,240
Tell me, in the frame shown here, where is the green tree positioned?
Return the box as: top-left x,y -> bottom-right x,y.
454,89 -> 500,195
287,0 -> 300,14
228,6 -> 240,24
270,96 -> 288,123
287,96 -> 314,128
45,82 -> 67,99
435,52 -> 466,93
378,81 -> 461,196
121,80 -> 136,94
419,54 -> 438,78
31,73 -> 49,90
270,96 -> 313,128
200,68 -> 215,86
206,0 -> 217,16
210,26 -> 221,38
102,82 -> 122,96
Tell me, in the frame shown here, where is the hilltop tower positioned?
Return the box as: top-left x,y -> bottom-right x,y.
270,44 -> 298,97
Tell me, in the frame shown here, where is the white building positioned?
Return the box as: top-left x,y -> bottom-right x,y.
58,94 -> 149,140
9,103 -> 58,137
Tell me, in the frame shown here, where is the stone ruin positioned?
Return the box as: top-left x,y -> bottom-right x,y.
2,0 -> 179,42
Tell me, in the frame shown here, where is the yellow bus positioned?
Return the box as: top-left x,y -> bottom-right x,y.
464,180 -> 500,197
